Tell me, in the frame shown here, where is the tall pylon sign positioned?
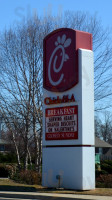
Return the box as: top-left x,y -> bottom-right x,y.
42,28 -> 95,190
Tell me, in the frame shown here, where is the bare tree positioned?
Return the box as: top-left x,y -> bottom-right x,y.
59,11 -> 112,110
95,111 -> 112,142
100,112 -> 112,142
95,116 -> 102,138
0,11 -> 112,171
0,20 -> 43,171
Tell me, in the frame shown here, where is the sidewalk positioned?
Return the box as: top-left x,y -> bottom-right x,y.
0,191 -> 112,200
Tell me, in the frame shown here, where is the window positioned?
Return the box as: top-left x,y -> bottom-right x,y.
0,145 -> 5,151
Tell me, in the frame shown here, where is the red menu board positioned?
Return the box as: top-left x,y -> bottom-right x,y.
45,105 -> 78,140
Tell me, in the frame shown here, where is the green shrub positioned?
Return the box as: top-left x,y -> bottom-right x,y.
0,153 -> 17,163
96,169 -> 108,178
103,160 -> 112,166
12,170 -> 41,185
0,164 -> 17,178
0,164 -> 9,177
96,174 -> 112,188
6,164 -> 17,178
95,163 -> 100,170
101,163 -> 112,174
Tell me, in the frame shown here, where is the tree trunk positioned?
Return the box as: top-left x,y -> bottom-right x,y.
12,132 -> 21,170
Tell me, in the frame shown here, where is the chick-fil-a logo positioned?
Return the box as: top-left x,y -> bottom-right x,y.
48,34 -> 71,86
43,29 -> 79,92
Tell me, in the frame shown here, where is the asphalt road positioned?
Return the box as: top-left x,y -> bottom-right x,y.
0,197 -> 94,200
0,196 -> 89,200
0,198 -> 39,200
0,197 -> 88,200
0,198 -> 88,200
0,192 -> 112,200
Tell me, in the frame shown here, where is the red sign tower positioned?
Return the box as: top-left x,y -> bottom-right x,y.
43,28 -> 92,92
42,28 -> 95,190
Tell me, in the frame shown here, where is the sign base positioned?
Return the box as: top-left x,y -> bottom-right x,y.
42,146 -> 95,190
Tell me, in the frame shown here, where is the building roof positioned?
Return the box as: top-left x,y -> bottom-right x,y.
95,137 -> 112,148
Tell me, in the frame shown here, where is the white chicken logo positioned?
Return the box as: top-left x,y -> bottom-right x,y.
48,34 -> 71,86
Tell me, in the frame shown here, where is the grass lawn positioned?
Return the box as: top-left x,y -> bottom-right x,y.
0,179 -> 112,196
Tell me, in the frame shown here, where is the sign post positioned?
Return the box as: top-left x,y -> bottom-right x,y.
42,28 -> 95,190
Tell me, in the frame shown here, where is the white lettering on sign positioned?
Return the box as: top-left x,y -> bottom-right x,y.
47,107 -> 75,117
45,106 -> 78,140
48,34 -> 71,86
